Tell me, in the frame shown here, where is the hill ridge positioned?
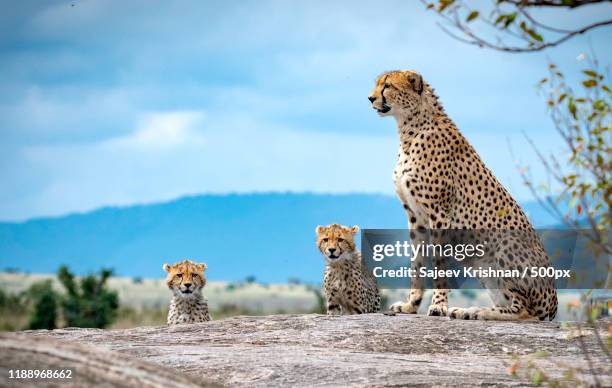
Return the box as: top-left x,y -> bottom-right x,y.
0,192 -> 557,282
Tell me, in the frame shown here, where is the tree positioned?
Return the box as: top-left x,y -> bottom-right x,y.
58,266 -> 119,328
245,275 -> 257,284
27,280 -> 59,330
423,1 -> 611,384
422,0 -> 612,53
0,287 -> 29,331
525,60 -> 610,258
306,285 -> 326,314
424,0 -> 611,264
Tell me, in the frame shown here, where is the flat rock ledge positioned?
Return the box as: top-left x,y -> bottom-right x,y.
4,314 -> 611,387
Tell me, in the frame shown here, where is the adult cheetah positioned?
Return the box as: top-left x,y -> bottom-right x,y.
368,70 -> 557,320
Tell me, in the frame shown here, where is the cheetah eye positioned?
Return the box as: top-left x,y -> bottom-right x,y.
322,238 -> 328,243
191,273 -> 197,279
337,238 -> 345,243
176,273 -> 182,278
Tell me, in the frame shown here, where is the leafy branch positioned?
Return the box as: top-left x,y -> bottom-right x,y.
515,57 -> 611,258
422,0 -> 612,52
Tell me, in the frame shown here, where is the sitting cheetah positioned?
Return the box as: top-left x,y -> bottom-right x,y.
163,259 -> 212,325
316,224 -> 381,315
368,70 -> 557,320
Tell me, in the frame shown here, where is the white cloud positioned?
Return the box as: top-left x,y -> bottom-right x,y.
110,111 -> 206,149
6,110 -> 396,220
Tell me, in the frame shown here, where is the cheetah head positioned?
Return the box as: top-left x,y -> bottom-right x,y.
315,223 -> 359,264
162,259 -> 207,298
368,70 -> 424,118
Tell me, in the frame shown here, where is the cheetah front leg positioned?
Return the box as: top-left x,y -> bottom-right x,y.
427,229 -> 451,317
389,249 -> 425,313
327,303 -> 342,315
389,208 -> 426,314
326,291 -> 343,315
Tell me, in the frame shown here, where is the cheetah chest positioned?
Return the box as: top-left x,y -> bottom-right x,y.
326,268 -> 363,303
393,149 -> 426,219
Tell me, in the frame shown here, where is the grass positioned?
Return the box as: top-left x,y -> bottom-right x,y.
0,272 -> 592,331
0,272 -> 326,330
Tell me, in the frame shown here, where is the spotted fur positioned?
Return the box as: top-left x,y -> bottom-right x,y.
163,259 -> 211,325
316,224 -> 381,315
368,70 -> 557,321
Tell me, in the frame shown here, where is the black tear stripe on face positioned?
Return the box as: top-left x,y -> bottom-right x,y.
381,75 -> 389,107
415,76 -> 423,95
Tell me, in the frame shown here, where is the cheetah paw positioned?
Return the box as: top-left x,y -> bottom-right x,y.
427,304 -> 448,317
389,301 -> 418,314
448,307 -> 482,320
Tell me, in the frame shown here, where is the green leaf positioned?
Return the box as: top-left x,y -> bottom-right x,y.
504,12 -> 517,28
590,306 -> 600,322
594,99 -> 606,111
558,93 -> 567,103
519,21 -> 543,42
532,369 -> 543,386
438,0 -> 455,12
568,98 -> 577,119
466,10 -> 479,22
583,79 -> 597,88
583,70 -> 598,78
527,29 -> 543,42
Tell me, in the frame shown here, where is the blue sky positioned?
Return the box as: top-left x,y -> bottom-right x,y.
1,0 -> 611,221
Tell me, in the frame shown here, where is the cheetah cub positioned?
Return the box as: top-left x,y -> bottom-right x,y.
163,259 -> 211,325
316,224 -> 381,315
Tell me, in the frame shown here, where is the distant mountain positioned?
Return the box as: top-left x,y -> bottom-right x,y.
0,193 -> 560,283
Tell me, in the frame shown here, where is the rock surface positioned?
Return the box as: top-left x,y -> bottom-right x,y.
0,332 -> 219,388
8,314 -> 612,387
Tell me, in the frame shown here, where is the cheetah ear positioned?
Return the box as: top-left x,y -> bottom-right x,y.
408,73 -> 423,95
315,225 -> 325,235
162,263 -> 171,273
197,263 -> 208,272
350,225 -> 360,235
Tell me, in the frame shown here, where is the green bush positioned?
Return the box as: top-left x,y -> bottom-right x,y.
58,266 -> 119,328
0,286 -> 31,331
27,280 -> 58,330
306,285 -> 326,314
